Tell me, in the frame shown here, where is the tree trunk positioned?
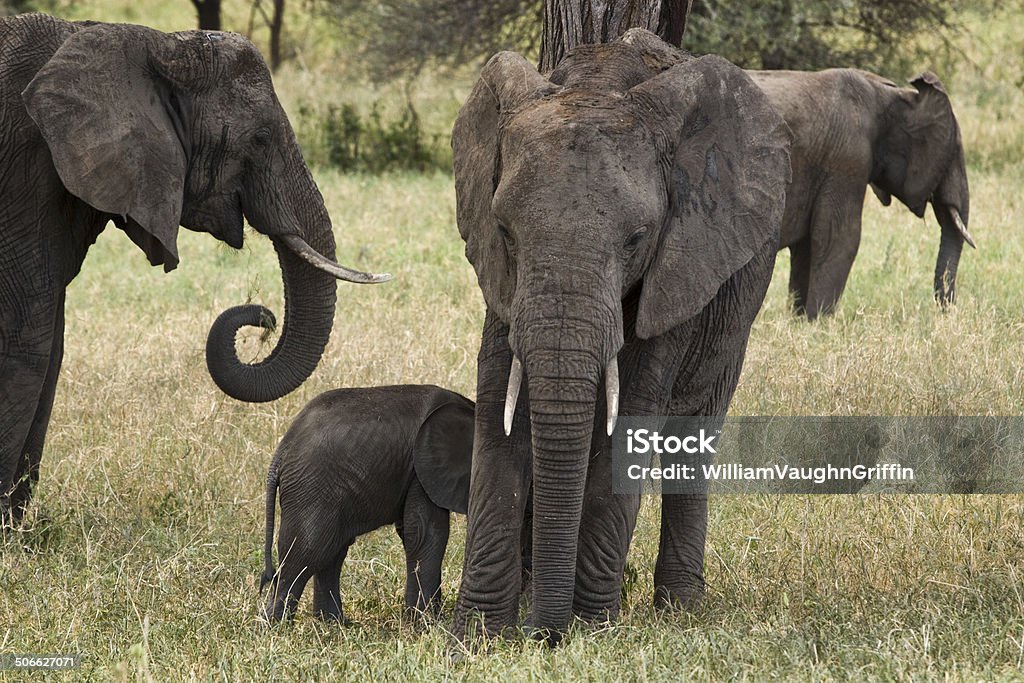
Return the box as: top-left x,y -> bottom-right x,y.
540,0 -> 692,72
191,0 -> 222,31
270,0 -> 285,72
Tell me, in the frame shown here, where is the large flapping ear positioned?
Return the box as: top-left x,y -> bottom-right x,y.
22,23 -> 188,271
899,71 -> 959,210
412,396 -> 476,514
628,55 -> 791,339
452,52 -> 556,320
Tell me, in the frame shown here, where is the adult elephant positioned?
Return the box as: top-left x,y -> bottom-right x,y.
0,14 -> 389,522
451,29 -> 790,642
747,68 -> 973,318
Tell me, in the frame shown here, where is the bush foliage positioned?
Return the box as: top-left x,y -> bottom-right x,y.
323,0 -> 984,78
296,100 -> 444,173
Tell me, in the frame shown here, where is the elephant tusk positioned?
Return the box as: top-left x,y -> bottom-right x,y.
606,357 -> 619,436
949,207 -> 976,249
279,234 -> 393,283
504,356 -> 523,436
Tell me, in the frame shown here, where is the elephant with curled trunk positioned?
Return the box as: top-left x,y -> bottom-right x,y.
451,29 -> 790,642
748,68 -> 973,318
0,14 -> 389,523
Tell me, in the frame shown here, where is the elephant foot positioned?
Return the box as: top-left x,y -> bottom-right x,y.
315,607 -> 350,625
522,613 -> 565,647
653,580 -> 705,612
571,588 -> 621,626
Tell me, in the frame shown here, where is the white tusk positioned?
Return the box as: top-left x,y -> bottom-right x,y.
279,234 -> 393,283
606,358 -> 619,436
949,207 -> 976,249
504,356 -> 523,436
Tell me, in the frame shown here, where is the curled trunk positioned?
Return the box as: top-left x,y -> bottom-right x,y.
205,238 -> 337,403
206,144 -> 341,402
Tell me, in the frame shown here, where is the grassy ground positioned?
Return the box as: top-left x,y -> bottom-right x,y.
2,3 -> 1023,681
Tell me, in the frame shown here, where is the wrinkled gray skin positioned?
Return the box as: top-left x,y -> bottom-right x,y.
0,14 -> 386,523
451,29 -> 790,643
261,386 -> 475,623
748,68 -> 972,318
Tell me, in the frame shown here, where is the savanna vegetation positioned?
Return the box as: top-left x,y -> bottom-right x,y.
1,1 -> 1022,680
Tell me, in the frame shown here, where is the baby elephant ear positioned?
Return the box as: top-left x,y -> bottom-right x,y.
453,52 -> 556,321
22,23 -> 187,271
628,55 -> 791,339
413,397 -> 476,514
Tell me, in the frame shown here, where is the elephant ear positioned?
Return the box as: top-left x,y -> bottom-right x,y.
453,52 -> 556,320
628,55 -> 791,338
22,24 -> 188,271
899,71 -> 959,212
412,396 -> 476,514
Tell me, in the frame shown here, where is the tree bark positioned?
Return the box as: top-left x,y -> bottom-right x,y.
191,0 -> 222,31
540,0 -> 692,71
270,0 -> 285,72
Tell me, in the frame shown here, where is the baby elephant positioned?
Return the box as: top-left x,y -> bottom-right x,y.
261,385 -> 475,623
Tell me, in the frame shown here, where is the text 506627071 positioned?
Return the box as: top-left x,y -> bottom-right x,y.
0,654 -> 81,670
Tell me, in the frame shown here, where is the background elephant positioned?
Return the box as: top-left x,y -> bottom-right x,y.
450,29 -> 790,641
0,14 -> 388,522
747,68 -> 973,318
261,385 -> 474,623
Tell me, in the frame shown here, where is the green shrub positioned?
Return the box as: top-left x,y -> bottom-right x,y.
297,99 -> 446,174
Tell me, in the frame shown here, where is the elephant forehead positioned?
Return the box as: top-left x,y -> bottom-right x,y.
500,105 -> 659,189
171,29 -> 274,90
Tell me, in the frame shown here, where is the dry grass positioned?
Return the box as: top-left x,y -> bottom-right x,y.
1,3 -> 1023,681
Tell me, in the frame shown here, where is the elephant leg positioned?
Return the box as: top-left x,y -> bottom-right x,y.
264,562 -> 312,623
452,310 -> 533,638
312,542 -> 350,623
788,238 -> 812,315
399,479 -> 450,616
264,508 -> 339,622
572,447 -> 640,623
9,305 -> 65,521
804,184 -> 865,319
1,294 -> 62,526
655,246 -> 775,608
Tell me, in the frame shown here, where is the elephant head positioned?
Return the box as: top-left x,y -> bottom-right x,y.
453,39 -> 789,634
21,23 -> 389,403
870,72 -> 973,305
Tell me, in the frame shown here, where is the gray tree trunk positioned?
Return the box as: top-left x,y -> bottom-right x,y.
540,0 -> 692,71
191,0 -> 222,31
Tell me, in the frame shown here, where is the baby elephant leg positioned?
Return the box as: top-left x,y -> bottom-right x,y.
313,542 -> 351,623
264,563 -> 312,623
397,479 -> 450,615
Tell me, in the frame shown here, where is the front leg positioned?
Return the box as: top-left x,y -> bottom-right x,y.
655,245 -> 776,608
803,182 -> 866,319
1,292 -> 63,525
452,309 -> 532,639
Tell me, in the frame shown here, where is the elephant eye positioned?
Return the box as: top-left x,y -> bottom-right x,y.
253,127 -> 273,146
624,225 -> 649,252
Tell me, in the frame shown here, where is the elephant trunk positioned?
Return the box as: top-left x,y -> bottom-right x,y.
511,288 -> 621,643
206,131 -> 350,403
205,219 -> 339,403
932,141 -> 972,306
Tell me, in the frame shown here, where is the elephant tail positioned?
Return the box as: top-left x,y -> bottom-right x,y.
260,459 -> 280,593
